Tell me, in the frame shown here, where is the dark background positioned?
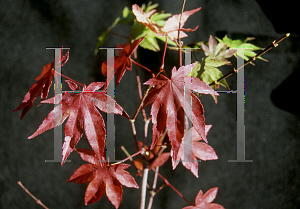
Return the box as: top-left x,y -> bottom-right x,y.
1,0 -> 300,208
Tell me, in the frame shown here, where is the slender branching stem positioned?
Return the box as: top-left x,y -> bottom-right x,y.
108,30 -> 130,40
132,59 -> 155,77
132,86 -> 152,121
152,169 -> 194,206
143,118 -> 151,148
120,146 -> 133,161
130,119 -> 140,152
17,181 -> 49,209
147,166 -> 159,209
110,149 -> 143,166
192,50 -> 199,62
209,33 -> 290,86
53,70 -> 85,87
133,51 -> 148,120
160,35 -> 168,73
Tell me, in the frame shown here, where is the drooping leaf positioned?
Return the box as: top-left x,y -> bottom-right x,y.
143,63 -> 218,167
182,187 -> 224,209
28,80 -> 129,165
101,36 -> 145,87
68,148 -> 138,208
176,126 -> 218,177
13,50 -> 69,119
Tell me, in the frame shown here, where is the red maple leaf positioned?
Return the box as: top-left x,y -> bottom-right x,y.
132,4 -> 201,41
101,36 -> 145,88
28,80 -> 129,164
13,51 -> 69,119
68,148 -> 139,208
182,187 -> 224,209
175,126 -> 218,178
143,63 -> 218,167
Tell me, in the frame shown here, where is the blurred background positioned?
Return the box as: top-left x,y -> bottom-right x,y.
1,0 -> 299,208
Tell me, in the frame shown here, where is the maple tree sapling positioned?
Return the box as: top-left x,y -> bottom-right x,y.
13,1 -> 289,209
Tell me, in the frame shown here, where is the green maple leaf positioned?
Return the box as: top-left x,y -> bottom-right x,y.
191,58 -> 230,104
216,35 -> 268,62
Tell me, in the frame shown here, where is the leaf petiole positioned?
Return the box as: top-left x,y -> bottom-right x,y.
53,70 -> 85,87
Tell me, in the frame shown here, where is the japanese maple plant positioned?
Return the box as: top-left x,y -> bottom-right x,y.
13,1 -> 289,209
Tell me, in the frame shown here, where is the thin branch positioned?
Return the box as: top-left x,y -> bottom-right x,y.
192,50 -> 199,62
110,149 -> 144,166
132,86 -> 153,121
17,181 -> 49,209
54,70 -> 85,87
160,35 -> 168,73
108,30 -> 130,40
147,166 -> 159,209
143,118 -> 151,148
133,50 -> 148,120
121,146 -> 133,161
132,59 -> 155,77
152,169 -> 194,206
209,33 -> 290,86
154,183 -> 166,194
130,119 -> 140,152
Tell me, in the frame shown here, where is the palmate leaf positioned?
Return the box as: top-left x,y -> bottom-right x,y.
28,80 -> 129,165
132,4 -> 200,51
191,35 -> 237,103
143,63 -> 218,168
201,35 -> 236,65
101,36 -> 145,88
131,4 -> 176,51
216,35 -> 268,62
176,126 -> 218,177
13,50 -> 69,119
182,187 -> 224,209
68,148 -> 138,208
191,59 -> 229,104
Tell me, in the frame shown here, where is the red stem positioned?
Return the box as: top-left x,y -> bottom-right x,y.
110,149 -> 144,166
131,59 -> 155,77
153,169 -> 194,206
160,35 -> 168,73
54,70 -> 85,87
108,31 -> 130,40
133,50 -> 147,120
